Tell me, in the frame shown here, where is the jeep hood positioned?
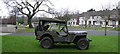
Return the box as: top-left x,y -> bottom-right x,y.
68,31 -> 87,35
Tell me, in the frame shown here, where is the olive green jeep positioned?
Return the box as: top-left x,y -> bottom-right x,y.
35,18 -> 91,50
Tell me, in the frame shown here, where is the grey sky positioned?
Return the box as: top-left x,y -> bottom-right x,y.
0,0 -> 119,17
52,0 -> 119,11
0,0 -> 9,17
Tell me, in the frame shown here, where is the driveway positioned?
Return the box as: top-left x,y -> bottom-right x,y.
6,28 -> 119,36
7,32 -> 35,36
0,33 -> 12,36
0,25 -> 16,33
68,28 -> 119,36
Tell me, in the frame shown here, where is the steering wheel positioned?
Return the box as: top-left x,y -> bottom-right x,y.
60,27 -> 64,32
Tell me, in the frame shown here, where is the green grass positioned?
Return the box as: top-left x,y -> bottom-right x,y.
2,36 -> 118,52
112,28 -> 120,31
68,26 -> 81,28
0,36 -> 2,53
17,26 -> 119,33
17,28 -> 35,32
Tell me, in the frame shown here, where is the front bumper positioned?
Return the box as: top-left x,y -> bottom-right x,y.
88,38 -> 92,42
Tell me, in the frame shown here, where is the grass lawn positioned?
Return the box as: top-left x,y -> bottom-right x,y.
2,36 -> 118,52
17,28 -> 35,32
17,27 -> 119,33
0,36 -> 2,53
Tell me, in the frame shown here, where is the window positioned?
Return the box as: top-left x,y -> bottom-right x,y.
68,22 -> 70,24
79,17 -> 83,19
118,21 -> 120,25
73,22 -> 75,24
90,16 -> 92,19
89,21 -> 91,25
93,21 -> 96,25
110,15 -> 116,18
100,21 -> 102,24
81,21 -> 83,23
48,23 -> 66,32
106,22 -> 108,25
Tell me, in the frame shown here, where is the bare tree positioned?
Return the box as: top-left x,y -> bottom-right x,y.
3,0 -> 53,28
53,9 -> 72,21
50,9 -> 72,29
101,4 -> 113,36
54,11 -> 63,19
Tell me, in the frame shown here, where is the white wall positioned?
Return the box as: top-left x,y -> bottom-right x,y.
67,18 -> 77,26
68,15 -> 119,27
79,17 -> 85,25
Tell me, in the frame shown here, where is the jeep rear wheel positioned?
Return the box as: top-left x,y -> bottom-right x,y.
76,38 -> 89,50
40,37 -> 53,49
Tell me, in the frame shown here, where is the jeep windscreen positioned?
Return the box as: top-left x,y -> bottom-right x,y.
45,22 -> 68,35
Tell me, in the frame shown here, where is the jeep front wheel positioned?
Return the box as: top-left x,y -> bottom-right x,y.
40,37 -> 53,49
76,38 -> 89,50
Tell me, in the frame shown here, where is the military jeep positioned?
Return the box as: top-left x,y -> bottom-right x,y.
35,18 -> 91,50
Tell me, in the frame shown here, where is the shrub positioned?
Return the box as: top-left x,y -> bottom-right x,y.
17,18 -> 24,24
113,27 -> 120,31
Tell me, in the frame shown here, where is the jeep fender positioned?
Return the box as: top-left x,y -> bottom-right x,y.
72,35 -> 87,43
40,33 -> 53,41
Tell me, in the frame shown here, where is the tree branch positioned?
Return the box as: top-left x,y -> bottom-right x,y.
34,1 -> 39,8
26,1 -> 34,9
26,6 -> 31,15
42,4 -> 50,8
17,7 -> 28,16
16,1 -> 23,8
34,0 -> 44,11
36,10 -> 53,14
16,1 -> 32,15
47,0 -> 54,6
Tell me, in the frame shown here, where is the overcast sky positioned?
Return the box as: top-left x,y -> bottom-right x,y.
0,0 -> 119,17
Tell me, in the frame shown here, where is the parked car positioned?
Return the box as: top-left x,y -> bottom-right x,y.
25,25 -> 29,28
35,18 -> 91,50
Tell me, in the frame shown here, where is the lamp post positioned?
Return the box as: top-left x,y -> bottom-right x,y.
13,6 -> 18,30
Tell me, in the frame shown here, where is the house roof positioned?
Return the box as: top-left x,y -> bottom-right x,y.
78,9 -> 120,20
80,9 -> 118,16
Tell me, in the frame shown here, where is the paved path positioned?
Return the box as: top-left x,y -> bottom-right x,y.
8,32 -> 35,36
0,25 -> 16,33
0,33 -> 12,36
6,28 -> 119,36
68,28 -> 119,36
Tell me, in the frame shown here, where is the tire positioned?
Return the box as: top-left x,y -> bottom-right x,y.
76,38 -> 89,50
40,37 -> 53,49
67,42 -> 71,44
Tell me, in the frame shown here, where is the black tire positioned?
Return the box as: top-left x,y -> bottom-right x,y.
76,38 -> 89,50
40,37 -> 53,49
67,42 -> 71,45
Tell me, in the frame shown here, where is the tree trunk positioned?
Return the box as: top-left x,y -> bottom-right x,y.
105,20 -> 107,36
27,16 -> 33,28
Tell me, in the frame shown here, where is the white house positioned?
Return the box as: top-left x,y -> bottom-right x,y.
67,18 -> 77,26
67,9 -> 120,27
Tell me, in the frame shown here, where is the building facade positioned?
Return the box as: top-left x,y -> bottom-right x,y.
67,9 -> 120,27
